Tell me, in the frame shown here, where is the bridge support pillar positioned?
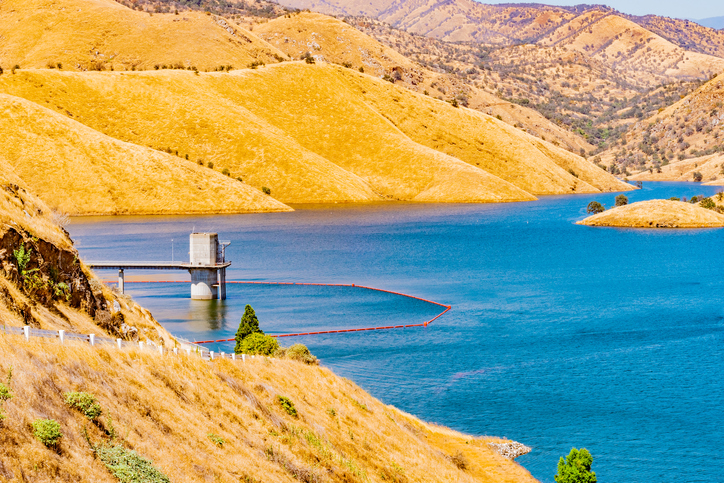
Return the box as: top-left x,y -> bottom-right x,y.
190,269 -> 218,300
118,269 -> 125,293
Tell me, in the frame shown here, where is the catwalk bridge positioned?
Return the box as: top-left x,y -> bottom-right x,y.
87,232 -> 230,300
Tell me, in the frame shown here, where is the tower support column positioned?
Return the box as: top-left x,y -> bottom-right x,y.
219,268 -> 226,300
190,269 -> 218,300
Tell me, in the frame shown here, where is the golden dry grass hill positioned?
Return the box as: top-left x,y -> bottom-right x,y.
577,199 -> 724,228
0,94 -> 291,216
0,337 -> 540,483
275,0 -> 724,60
271,1 -> 724,154
609,72 -> 724,177
0,64 -> 631,202
0,180 -> 539,483
255,12 -> 594,154
0,0 -> 288,71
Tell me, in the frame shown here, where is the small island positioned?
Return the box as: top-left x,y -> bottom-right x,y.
577,199 -> 724,228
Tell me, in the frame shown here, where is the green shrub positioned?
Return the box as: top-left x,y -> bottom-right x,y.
221,168 -> 230,176
0,380 -> 10,420
286,344 -> 318,365
277,396 -> 297,417
568,168 -> 578,178
615,194 -> 628,206
208,433 -> 225,447
261,186 -> 271,195
555,448 -> 596,483
238,333 -> 279,356
95,444 -> 171,483
669,197 -> 680,201
326,408 -> 336,417
693,171 -> 703,182
0,383 -> 12,402
32,419 -> 62,448
64,391 -> 102,420
207,161 -> 214,169
700,198 -> 716,210
359,66 -> 364,73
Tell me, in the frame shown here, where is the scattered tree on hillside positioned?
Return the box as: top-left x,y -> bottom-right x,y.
555,448 -> 597,483
234,305 -> 263,353
615,194 -> 628,206
586,201 -> 605,214
699,198 -> 716,210
693,171 -> 703,182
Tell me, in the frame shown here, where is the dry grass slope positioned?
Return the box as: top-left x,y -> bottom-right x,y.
0,94 -> 291,216
0,337 -> 539,483
0,0 -> 287,71
0,64 -> 629,201
256,12 -> 595,154
611,73 -> 724,174
577,199 -> 724,228
0,66 -> 545,203
338,68 -> 631,194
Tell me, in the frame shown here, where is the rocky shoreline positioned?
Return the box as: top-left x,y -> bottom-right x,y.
488,441 -> 532,460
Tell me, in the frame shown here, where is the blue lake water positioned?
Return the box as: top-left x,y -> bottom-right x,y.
68,182 -> 724,483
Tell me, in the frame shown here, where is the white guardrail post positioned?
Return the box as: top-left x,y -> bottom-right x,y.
158,346 -> 163,355
232,353 -> 236,361
23,326 -> 30,341
117,339 -> 122,350
173,347 -> 178,356
139,341 -> 144,350
58,330 -> 65,345
210,351 -> 214,360
89,334 -> 95,346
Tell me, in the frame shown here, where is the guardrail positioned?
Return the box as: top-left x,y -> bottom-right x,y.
0,325 -> 259,363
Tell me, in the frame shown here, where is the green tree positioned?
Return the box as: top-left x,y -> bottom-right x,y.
693,171 -> 703,182
234,305 -> 262,353
615,194 -> 628,206
700,198 -> 716,210
586,201 -> 605,214
555,448 -> 596,483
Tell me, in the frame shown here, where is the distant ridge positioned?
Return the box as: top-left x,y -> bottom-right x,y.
694,16 -> 724,30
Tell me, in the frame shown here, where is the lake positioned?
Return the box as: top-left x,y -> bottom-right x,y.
69,182 -> 724,483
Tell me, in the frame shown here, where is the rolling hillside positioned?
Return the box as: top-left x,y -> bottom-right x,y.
0,65 -> 631,204
0,94 -> 291,215
0,0 -> 288,71
255,12 -> 594,154
607,73 -> 724,177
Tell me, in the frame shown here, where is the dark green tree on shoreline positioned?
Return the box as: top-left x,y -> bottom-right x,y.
586,201 -> 605,214
234,305 -> 262,353
555,448 -> 597,483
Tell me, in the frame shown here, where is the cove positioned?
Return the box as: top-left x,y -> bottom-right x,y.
69,182 -> 724,483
